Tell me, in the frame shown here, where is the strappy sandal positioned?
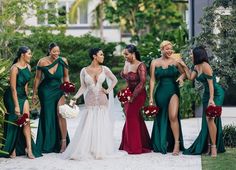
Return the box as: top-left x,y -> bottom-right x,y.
172,141 -> 180,156
211,145 -> 217,158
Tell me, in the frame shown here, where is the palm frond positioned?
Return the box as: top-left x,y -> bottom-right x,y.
69,0 -> 88,24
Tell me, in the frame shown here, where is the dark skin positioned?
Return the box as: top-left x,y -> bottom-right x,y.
10,50 -> 35,159
149,43 -> 185,155
33,46 -> 69,153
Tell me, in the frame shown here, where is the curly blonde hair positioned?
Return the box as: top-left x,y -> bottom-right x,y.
160,40 -> 173,50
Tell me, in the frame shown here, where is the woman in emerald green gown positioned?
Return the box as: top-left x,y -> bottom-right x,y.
0,46 -> 42,158
149,41 -> 185,155
33,43 -> 70,153
179,46 -> 225,157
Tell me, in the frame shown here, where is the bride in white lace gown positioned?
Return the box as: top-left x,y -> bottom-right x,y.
62,48 -> 118,160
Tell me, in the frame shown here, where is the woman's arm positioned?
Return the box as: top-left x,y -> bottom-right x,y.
130,63 -> 146,103
10,66 -> 20,115
104,66 -> 118,94
203,63 -> 215,106
177,59 -> 197,80
73,68 -> 87,100
62,57 -> 69,82
149,60 -> 156,105
25,65 -> 31,96
176,60 -> 186,86
32,60 -> 43,103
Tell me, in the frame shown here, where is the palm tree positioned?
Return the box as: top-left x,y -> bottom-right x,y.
69,0 -> 111,40
68,0 -> 89,24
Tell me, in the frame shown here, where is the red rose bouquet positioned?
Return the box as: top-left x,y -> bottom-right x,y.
59,81 -> 79,118
206,105 -> 222,117
117,87 -> 132,104
16,113 -> 30,127
60,82 -> 76,94
142,105 -> 160,117
60,81 -> 76,106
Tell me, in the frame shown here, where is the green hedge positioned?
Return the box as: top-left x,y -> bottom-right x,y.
4,29 -> 124,102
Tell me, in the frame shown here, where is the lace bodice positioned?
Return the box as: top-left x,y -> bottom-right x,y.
74,66 -> 117,107
120,63 -> 147,99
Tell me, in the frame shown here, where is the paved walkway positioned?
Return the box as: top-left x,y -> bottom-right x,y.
0,99 -> 235,170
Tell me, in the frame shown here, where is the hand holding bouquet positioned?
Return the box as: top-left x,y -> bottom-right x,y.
142,105 -> 160,117
117,87 -> 132,104
60,81 -> 76,94
59,81 -> 79,118
16,113 -> 30,127
60,81 -> 76,106
206,105 -> 222,117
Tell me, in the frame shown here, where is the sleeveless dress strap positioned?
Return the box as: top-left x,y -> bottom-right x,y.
58,57 -> 68,69
204,74 -> 213,80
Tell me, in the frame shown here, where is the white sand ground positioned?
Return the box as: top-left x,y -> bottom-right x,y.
0,100 -> 235,170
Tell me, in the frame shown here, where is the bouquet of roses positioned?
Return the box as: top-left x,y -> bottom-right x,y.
60,81 -> 76,94
59,81 -> 79,118
206,105 -> 222,117
16,113 -> 30,127
117,87 -> 132,104
142,105 -> 160,117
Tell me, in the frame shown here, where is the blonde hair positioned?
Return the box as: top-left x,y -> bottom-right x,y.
160,40 -> 173,50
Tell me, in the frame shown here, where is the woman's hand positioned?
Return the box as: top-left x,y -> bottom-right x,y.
176,76 -> 184,87
149,99 -> 154,105
128,96 -> 134,103
15,106 -> 20,116
69,99 -> 76,107
208,98 -> 215,106
102,88 -> 109,94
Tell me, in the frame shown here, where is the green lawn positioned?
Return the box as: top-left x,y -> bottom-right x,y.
202,148 -> 236,170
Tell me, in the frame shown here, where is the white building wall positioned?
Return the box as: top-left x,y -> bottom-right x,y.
23,0 -> 121,42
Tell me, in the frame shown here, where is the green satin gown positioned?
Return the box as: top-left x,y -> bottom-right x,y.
151,65 -> 185,154
183,72 -> 225,155
36,57 -> 70,153
0,67 -> 42,158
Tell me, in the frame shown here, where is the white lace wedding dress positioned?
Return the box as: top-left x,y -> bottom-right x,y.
62,66 -> 118,160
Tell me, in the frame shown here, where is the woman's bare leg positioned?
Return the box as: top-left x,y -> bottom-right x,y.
168,94 -> 180,155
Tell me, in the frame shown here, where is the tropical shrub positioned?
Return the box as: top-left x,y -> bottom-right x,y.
0,59 -> 11,154
223,124 -> 236,147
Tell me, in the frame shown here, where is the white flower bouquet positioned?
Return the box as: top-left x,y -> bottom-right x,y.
59,103 -> 80,119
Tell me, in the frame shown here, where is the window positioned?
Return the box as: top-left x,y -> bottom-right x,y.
37,1 -> 88,26
79,2 -> 88,24
48,2 -> 57,24
58,2 -> 66,24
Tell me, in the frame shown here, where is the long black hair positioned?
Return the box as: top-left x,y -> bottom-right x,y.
125,44 -> 141,61
12,46 -> 30,65
192,46 -> 209,65
47,42 -> 58,56
88,48 -> 102,60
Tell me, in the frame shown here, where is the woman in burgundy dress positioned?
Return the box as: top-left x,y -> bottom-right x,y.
119,44 -> 152,154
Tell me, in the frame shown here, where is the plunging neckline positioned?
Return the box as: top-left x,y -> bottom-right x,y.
45,58 -> 60,75
84,66 -> 104,86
